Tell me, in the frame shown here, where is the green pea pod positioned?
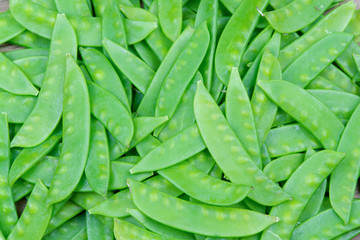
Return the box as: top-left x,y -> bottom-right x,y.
333,228 -> 360,240
9,30 -> 51,48
263,154 -> 304,182
8,180 -> 53,240
102,1 -> 127,48
0,92 -> 37,123
219,0 -> 241,13
72,192 -> 113,211
259,80 -> 344,150
47,55 -> 90,205
0,10 -> 24,44
4,48 -> 49,60
71,227 -> 87,240
264,0 -> 333,33
128,178 -> 279,237
306,76 -> 344,91
11,14 -> 77,148
124,19 -> 158,45
13,56 -> 48,87
194,81 -> 290,206
21,156 -> 57,187
261,150 -> 345,240
43,214 -> 86,240
158,0 -> 182,41
336,41 -> 360,78
134,41 -> 161,70
86,212 -> 113,240
119,4 -> 157,21
55,0 -> 92,16
12,179 -> 34,202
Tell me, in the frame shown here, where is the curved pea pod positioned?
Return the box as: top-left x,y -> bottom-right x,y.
155,22 -> 209,124
4,48 -> 49,60
259,80 -> 344,150
128,178 -> 279,237
333,228 -> 360,240
137,26 -> 194,116
124,19 -> 158,45
346,8 -> 360,36
80,48 -> 130,111
336,41 -> 360,78
264,0 -> 333,33
292,200 -> 360,239
9,131 -> 61,187
263,153 -> 304,182
9,0 -> 102,46
261,150 -> 345,240
282,33 -> 353,88
330,103 -> 360,223
7,180 -> 52,240
279,1 -> 355,70
47,55 -> 90,205
13,56 -> 48,87
0,52 -> 38,96
102,3 -> 127,48
103,38 -> 154,94
251,50 -> 282,147
55,0 -> 92,16
158,0 -> 182,41
119,4 -> 157,22
72,191 -> 113,211
12,179 -> 34,202
9,30 -> 51,48
130,124 -> 205,173
0,92 -> 36,123
134,41 -> 161,70
226,68 -> 261,167
86,212 -> 113,240
11,14 -> 77,148
159,160 -> 252,206
265,124 -> 321,158
43,214 -> 86,240
87,81 -> 133,147
306,76 -> 343,91
0,10 -> 24,44
194,81 -> 290,206
215,0 -> 268,85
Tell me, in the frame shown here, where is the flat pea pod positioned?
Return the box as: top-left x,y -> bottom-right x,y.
215,0 -> 268,85
124,19 -> 158,45
43,214 -> 86,240
86,212 -> 113,240
119,4 -> 157,22
129,178 -> 279,237
20,154 -> 56,187
13,56 -> 48,87
9,30 -> 51,48
0,51 -> 38,96
219,0 -> 241,13
336,41 -> 360,78
265,124 -> 321,158
4,48 -> 49,60
0,10 -> 25,44
128,209 -> 195,239
0,114 -> 17,237
136,26 -> 194,117
103,38 -> 155,94
8,180 -> 52,240
55,0 -> 92,16
85,118 -> 110,197
155,22 -> 209,124
158,160 -> 252,206
72,192 -> 113,211
282,33 -> 353,88
87,81 -> 134,147
11,14 -> 77,148
330,103 -> 360,223
102,1 -> 127,48
279,1 -> 355,70
9,0 -> 102,46
0,92 -> 36,123
264,0 -> 333,33
158,0 -> 182,41
47,55 -> 90,205
306,76 -> 343,91
130,124 -> 205,173
228,69 -> 262,166
9,130 -> 61,187
71,227 -> 87,240
345,8 -> 360,36
80,47 -> 130,111
333,228 -> 360,240
259,80 -> 344,150
134,41 -> 161,70
194,81 -> 290,206
263,153 -> 304,182
292,200 -> 360,240
114,218 -> 181,240
261,150 -> 345,240
12,179 -> 34,202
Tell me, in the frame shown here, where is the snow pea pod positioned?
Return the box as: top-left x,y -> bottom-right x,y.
47,55 -> 90,205
102,1 -> 127,48
9,30 -> 51,48
215,0 -> 268,85
194,81 -> 290,206
11,14 -> 77,148
263,153 -> 304,182
134,41 -> 161,70
306,76 -> 344,91
0,10 -> 24,44
259,80 -> 344,150
4,48 -> 49,60
158,0 -> 182,41
0,92 -> 36,123
86,212 -> 113,240
55,0 -> 92,16
128,178 -> 279,237
13,56 -> 48,87
12,179 -> 34,202
43,214 -> 86,240
336,41 -> 360,78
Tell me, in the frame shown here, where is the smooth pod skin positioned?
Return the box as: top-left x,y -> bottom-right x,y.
86,212 -> 113,240
47,55 -> 90,205
9,30 -> 51,48
158,0 -> 182,41
336,41 -> 360,78
8,180 -> 52,240
282,33 -> 353,88
55,0 -> 92,16
264,0 -> 333,33
124,19 -> 158,45
4,48 -> 49,60
9,130 -> 61,187
43,214 -> 86,240
134,41 -> 161,70
259,80 -> 344,150
13,56 -> 48,87
263,153 -> 304,182
130,124 -> 206,173
103,38 -> 154,94
279,1 -> 355,70
226,68 -> 262,167
215,0 -> 268,85
0,51 -> 38,95
11,14 -> 77,148
87,81 -> 134,147
330,103 -> 360,224
85,118 -> 110,197
102,2 -> 127,48
119,4 -> 158,22
80,47 -> 130,111
0,92 -> 36,123
306,76 -> 343,91
261,150 -> 345,240
0,10 -> 24,44
12,179 -> 34,202
128,179 -> 279,237
292,200 -> 360,239
194,81 -> 290,206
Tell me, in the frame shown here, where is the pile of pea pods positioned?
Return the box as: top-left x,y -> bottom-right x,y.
2,0 -> 360,239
